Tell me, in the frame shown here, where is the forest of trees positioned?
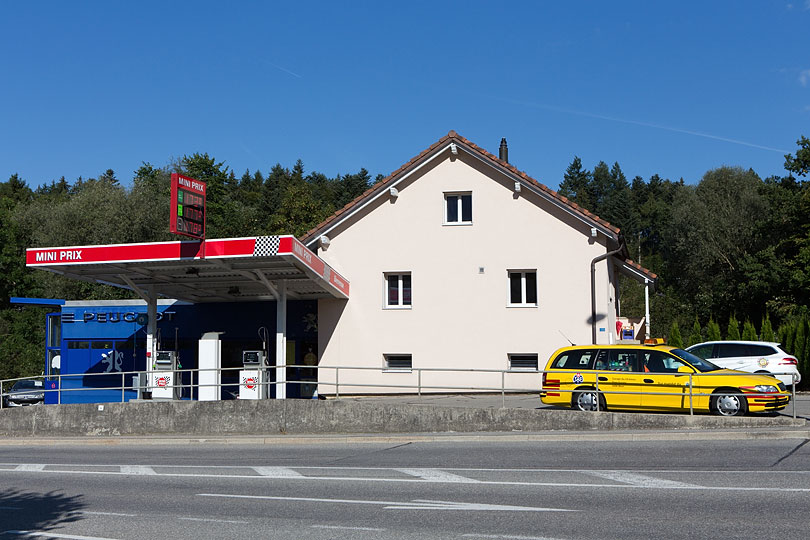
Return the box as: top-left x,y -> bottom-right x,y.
1,136 -> 809,386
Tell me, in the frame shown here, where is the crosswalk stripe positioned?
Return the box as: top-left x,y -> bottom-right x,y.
396,468 -> 480,483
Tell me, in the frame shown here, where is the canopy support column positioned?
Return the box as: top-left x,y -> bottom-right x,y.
644,278 -> 651,340
145,286 -> 158,398
275,280 -> 287,399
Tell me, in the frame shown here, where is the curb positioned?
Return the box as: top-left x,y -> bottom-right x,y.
0,428 -> 808,446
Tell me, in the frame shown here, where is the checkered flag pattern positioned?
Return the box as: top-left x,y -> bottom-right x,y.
253,236 -> 280,257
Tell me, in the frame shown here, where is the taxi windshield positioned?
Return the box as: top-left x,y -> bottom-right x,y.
670,349 -> 721,372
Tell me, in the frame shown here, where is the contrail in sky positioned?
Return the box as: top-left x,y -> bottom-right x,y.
491,95 -> 789,154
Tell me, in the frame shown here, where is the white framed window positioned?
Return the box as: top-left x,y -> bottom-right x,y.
508,270 -> 538,307
444,192 -> 472,225
384,272 -> 412,308
384,354 -> 412,372
509,353 -> 539,372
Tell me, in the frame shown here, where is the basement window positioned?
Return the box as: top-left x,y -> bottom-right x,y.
384,354 -> 412,372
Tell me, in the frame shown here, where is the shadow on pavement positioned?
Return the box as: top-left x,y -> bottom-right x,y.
0,488 -> 84,535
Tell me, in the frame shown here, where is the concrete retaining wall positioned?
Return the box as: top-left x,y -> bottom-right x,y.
0,400 -> 803,438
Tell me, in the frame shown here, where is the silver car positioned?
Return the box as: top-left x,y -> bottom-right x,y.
2,379 -> 45,407
686,341 -> 801,388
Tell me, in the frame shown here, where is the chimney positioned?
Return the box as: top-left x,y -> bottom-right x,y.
499,138 -> 508,163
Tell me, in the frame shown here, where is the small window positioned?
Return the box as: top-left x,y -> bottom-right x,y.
716,343 -> 750,358
445,192 -> 472,224
552,350 -> 595,370
689,344 -> 714,359
384,273 -> 412,308
508,270 -> 538,306
384,354 -> 412,372
606,350 -> 639,372
509,354 -> 538,371
746,344 -> 776,357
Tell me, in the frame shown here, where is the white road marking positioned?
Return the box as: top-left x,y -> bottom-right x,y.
198,493 -> 575,512
396,468 -> 480,483
4,531 -> 121,540
179,517 -> 250,524
4,464 -> 810,492
463,535 -> 566,540
586,471 -> 694,488
312,525 -> 386,531
252,466 -> 303,477
81,511 -> 138,517
14,464 -> 45,472
119,465 -> 155,475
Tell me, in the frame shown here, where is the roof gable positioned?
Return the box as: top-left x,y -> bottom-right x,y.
302,131 -> 620,248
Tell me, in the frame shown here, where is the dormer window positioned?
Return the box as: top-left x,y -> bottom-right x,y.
444,192 -> 472,225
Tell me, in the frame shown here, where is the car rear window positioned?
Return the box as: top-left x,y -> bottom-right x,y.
746,344 -> 777,356
552,350 -> 595,370
716,343 -> 750,358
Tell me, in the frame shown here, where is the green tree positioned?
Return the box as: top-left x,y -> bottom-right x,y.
741,320 -> 758,341
706,317 -> 721,341
760,314 -> 775,342
727,315 -> 741,340
686,317 -> 702,346
668,321 -> 684,348
558,156 -> 593,210
784,135 -> 810,177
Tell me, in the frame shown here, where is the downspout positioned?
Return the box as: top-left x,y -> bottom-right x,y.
591,235 -> 626,344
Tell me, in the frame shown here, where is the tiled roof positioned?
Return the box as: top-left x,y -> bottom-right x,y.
621,258 -> 658,281
301,130 -> 621,242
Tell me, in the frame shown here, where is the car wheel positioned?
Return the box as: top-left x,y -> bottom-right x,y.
572,389 -> 606,412
711,391 -> 748,416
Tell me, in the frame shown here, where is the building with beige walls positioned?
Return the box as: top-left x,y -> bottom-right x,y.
303,131 -> 656,396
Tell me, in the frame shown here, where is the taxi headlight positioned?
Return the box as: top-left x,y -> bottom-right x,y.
754,385 -> 778,393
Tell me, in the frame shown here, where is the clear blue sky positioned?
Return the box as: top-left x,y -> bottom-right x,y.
2,1 -> 808,191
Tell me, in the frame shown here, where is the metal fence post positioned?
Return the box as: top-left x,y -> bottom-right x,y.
689,373 -> 693,415
595,377 -> 600,412
121,372 -> 125,403
335,367 -> 339,400
57,374 -> 61,405
501,371 -> 505,408
418,369 -> 421,398
792,375 -> 797,420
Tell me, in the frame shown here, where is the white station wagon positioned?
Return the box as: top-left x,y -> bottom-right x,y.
686,341 -> 801,388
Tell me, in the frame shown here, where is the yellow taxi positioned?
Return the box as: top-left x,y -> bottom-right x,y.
540,343 -> 790,416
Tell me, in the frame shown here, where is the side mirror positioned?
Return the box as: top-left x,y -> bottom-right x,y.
677,365 -> 694,374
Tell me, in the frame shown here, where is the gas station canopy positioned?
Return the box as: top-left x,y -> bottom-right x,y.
25,235 -> 349,303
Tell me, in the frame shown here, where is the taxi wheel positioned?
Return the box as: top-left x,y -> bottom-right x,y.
572,389 -> 606,412
711,391 -> 748,416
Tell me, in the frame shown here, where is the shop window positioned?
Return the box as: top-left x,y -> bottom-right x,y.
509,354 -> 538,371
384,354 -> 412,372
508,270 -> 537,306
385,272 -> 412,308
444,192 -> 472,224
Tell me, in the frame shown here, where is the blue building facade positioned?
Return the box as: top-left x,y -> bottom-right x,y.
46,299 -> 318,403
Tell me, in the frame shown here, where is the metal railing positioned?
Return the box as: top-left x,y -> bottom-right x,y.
0,365 -> 801,419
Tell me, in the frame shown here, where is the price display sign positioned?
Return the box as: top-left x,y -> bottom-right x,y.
170,173 -> 206,239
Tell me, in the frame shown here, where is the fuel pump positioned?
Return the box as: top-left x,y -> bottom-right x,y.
239,350 -> 267,399
150,350 -> 180,399
240,327 -> 270,400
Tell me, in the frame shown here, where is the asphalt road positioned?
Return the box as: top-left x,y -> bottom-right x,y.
1,438 -> 808,539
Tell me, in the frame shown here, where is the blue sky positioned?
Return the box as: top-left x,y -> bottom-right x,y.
1,1 -> 808,191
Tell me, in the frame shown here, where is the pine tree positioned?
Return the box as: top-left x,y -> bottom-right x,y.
669,321 -> 684,348
727,315 -> 741,340
760,314 -> 775,342
706,317 -> 722,341
687,317 -> 702,346
741,320 -> 758,341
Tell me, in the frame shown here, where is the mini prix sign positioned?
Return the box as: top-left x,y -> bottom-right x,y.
170,173 -> 206,240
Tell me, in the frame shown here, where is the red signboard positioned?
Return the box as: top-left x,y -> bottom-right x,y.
170,173 -> 206,240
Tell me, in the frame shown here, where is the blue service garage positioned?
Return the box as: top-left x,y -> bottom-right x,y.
50,300 -> 318,403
